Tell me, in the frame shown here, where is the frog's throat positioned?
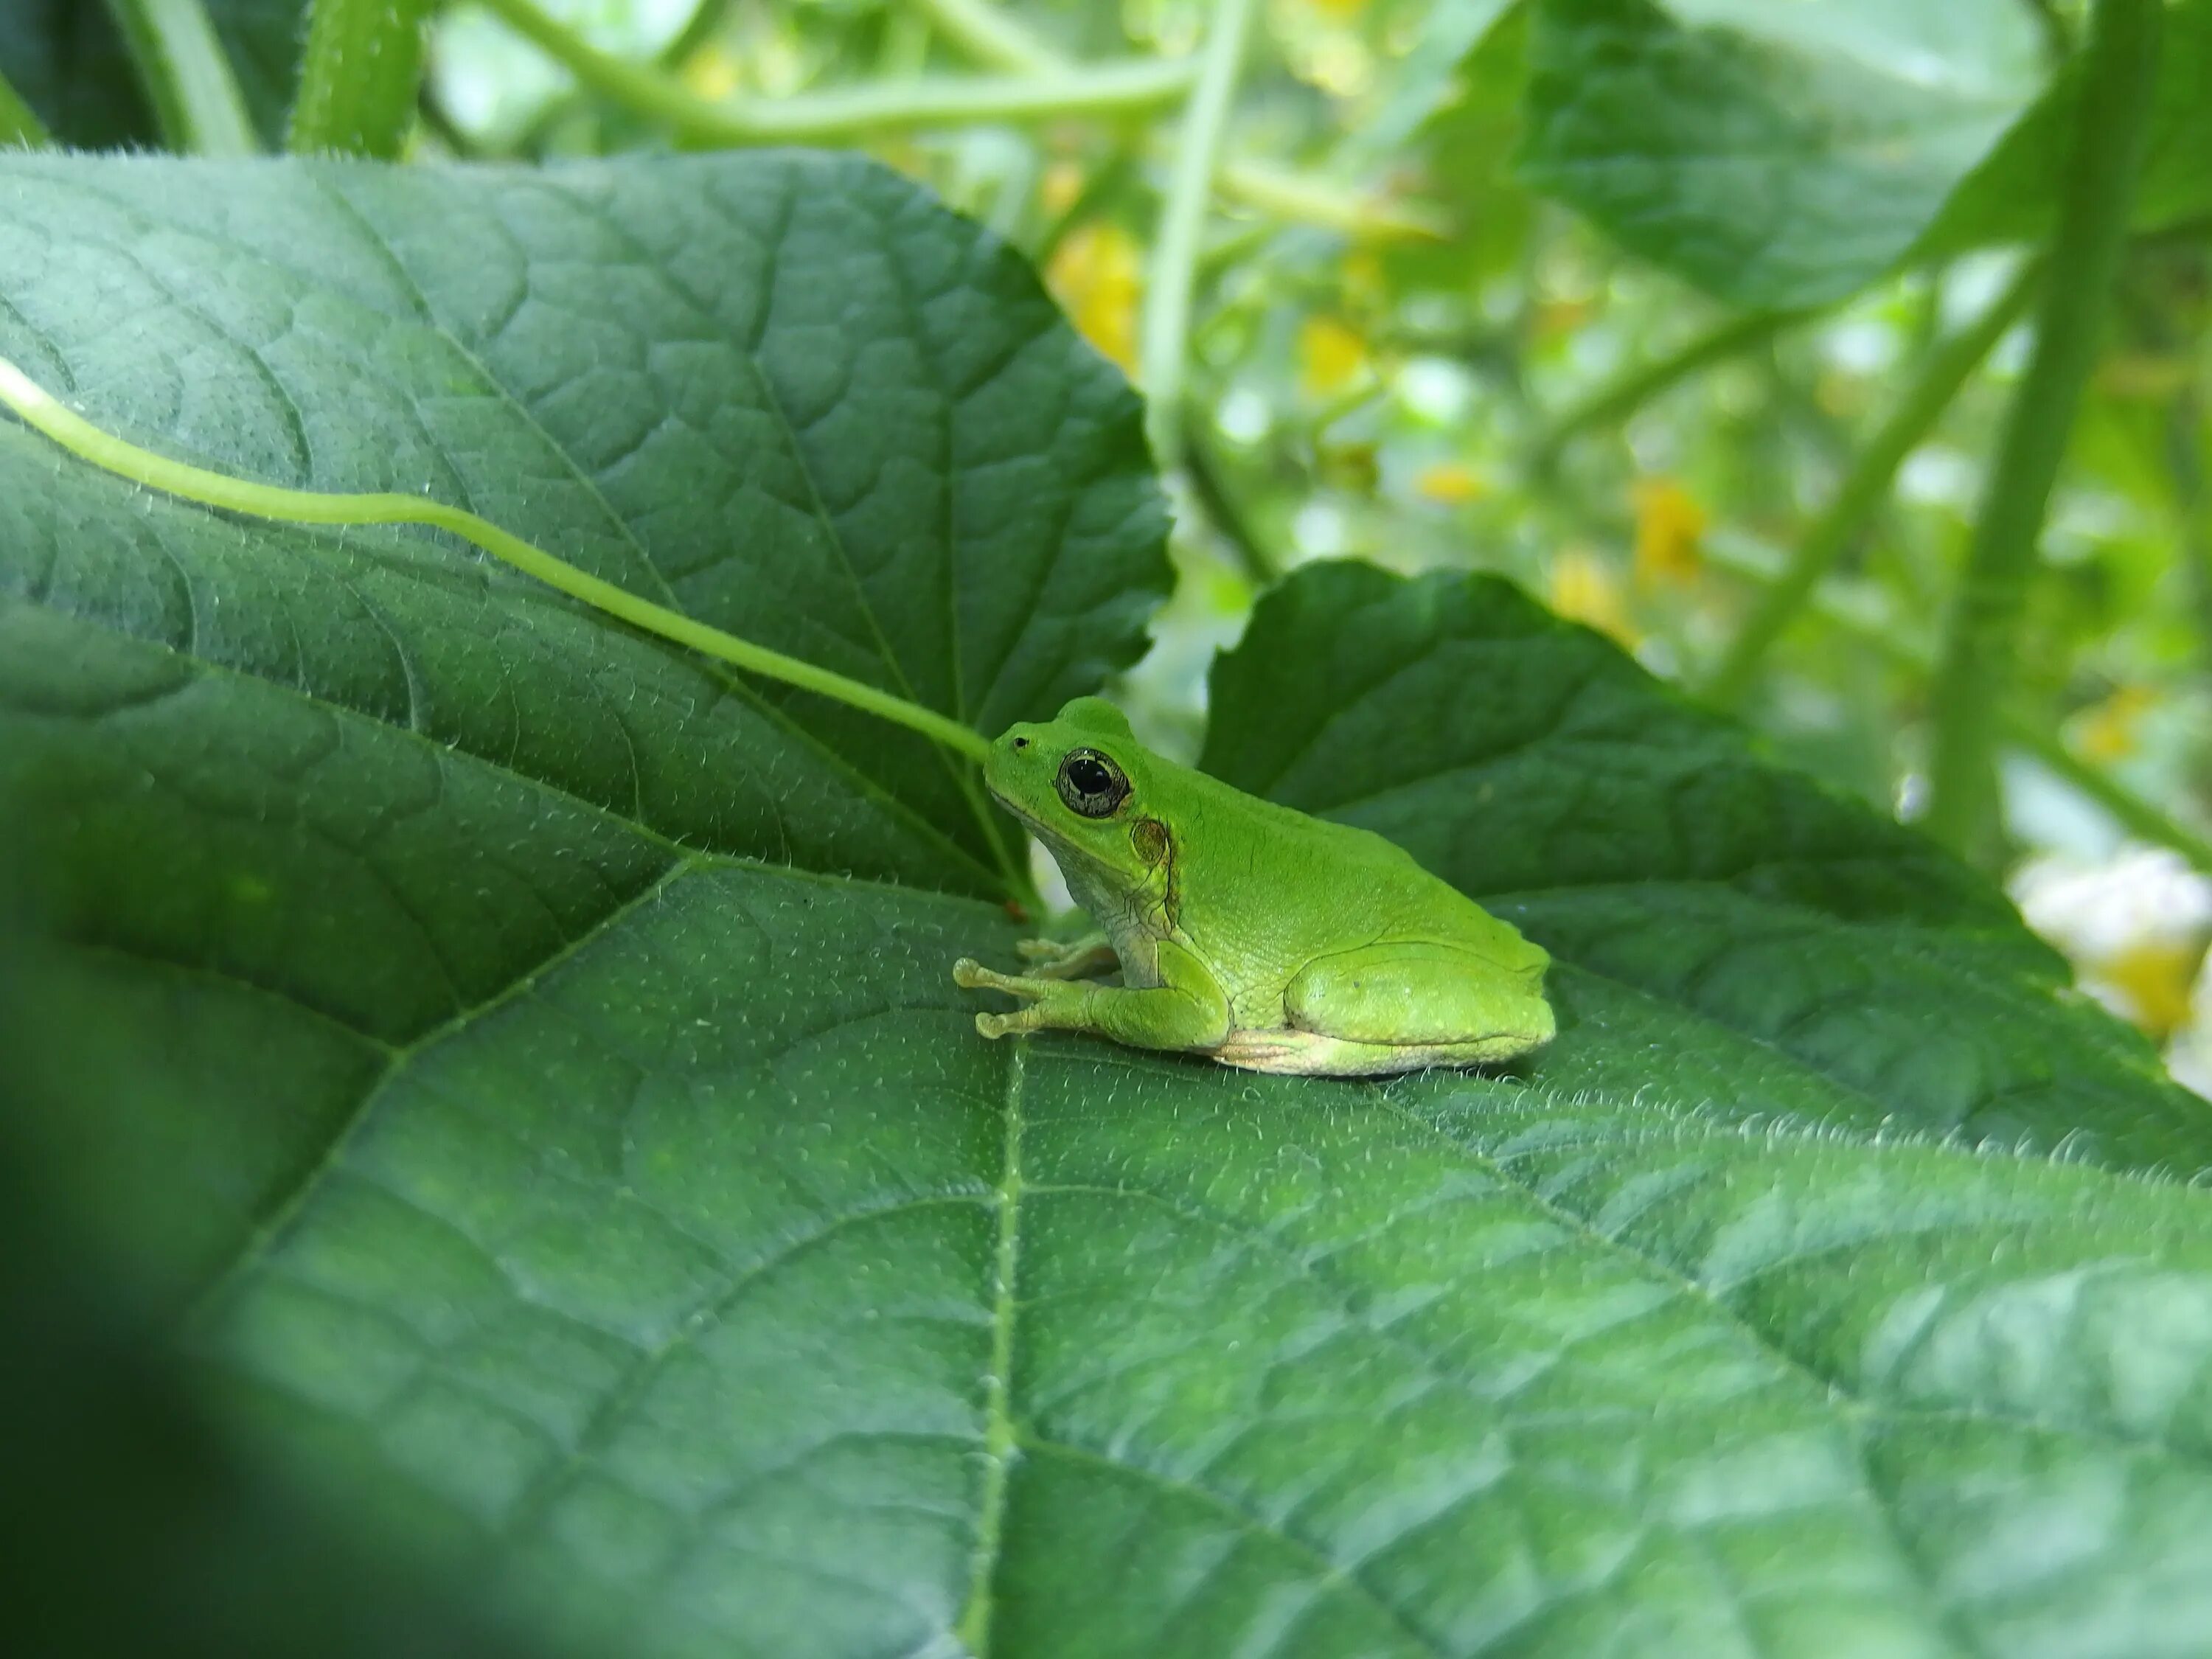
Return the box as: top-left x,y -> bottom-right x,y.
984,786 -> 1120,891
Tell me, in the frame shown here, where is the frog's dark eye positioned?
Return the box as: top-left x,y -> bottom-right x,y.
1055,748 -> 1130,818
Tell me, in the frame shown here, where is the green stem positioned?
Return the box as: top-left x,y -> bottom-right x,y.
1214,158 -> 1450,242
2166,385 -> 2212,684
1700,532 -> 2212,875
2007,716 -> 2212,872
1528,306 -> 1809,471
659,0 -> 740,69
878,6 -> 936,81
103,0 -> 259,156
2120,251 -> 2212,683
1703,260 -> 2040,706
917,0 -> 1438,240
1138,0 -> 1258,467
476,0 -> 1193,144
288,0 -> 432,159
1923,0 -> 2161,863
1183,416 -> 1281,586
0,355 -> 990,764
0,66 -> 49,147
912,0 -> 1046,72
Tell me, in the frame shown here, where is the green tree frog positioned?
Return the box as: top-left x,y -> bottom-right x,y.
954,698 -> 1555,1076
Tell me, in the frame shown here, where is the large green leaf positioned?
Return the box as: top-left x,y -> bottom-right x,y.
1203,563 -> 2202,1169
1517,0 -> 2048,308
1359,0 -> 1536,291
1928,0 -> 2212,255
7,150 -> 2212,1659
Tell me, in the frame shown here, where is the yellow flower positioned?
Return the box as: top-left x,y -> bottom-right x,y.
2077,684 -> 2156,762
1413,462 -> 1486,506
1549,548 -> 1639,648
1631,476 -> 1706,590
1047,223 -> 1141,373
2100,938 -> 2211,1042
1298,315 -> 1370,397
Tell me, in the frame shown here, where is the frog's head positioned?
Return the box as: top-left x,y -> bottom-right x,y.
984,697 -> 1164,883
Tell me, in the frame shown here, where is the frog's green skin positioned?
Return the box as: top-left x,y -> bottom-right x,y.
953,698 -> 1554,1077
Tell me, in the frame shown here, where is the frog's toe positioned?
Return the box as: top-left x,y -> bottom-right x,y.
953,957 -> 990,989
975,1011 -> 1014,1040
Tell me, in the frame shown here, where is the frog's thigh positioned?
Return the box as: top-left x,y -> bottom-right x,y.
1284,939 -> 1545,1046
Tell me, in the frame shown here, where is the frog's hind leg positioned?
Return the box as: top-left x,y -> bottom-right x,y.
1015,933 -> 1121,981
1273,939 -> 1554,1071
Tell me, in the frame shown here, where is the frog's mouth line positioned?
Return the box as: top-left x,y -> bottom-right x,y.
995,796 -> 1079,863
986,787 -> 1062,851
983,782 -> 1118,883
981,778 -> 1030,826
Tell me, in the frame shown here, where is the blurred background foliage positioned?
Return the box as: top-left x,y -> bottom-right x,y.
4,0 -> 2209,1092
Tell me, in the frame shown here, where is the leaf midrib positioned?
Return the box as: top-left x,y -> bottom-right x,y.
956,1037 -> 1027,1655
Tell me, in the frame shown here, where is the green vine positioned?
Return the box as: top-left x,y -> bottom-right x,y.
1528,306 -> 1811,473
103,0 -> 258,157
916,0 -> 1439,240
0,355 -> 992,765
1697,533 -> 2212,876
1922,0 -> 2163,863
1703,261 -> 2041,706
1138,0 -> 1259,468
288,0 -> 432,159
473,0 -> 1194,145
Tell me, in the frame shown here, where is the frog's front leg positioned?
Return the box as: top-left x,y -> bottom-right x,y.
1015,932 -> 1121,981
953,939 -> 1230,1054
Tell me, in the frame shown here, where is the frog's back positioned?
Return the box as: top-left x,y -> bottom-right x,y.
1168,764 -> 1540,967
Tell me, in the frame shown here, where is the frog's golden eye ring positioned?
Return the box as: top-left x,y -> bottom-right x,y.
1057,748 -> 1130,818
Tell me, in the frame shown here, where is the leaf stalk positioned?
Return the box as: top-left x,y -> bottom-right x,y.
0,355 -> 992,764
1528,306 -> 1809,472
1703,260 -> 2041,706
914,0 -> 1440,240
288,0 -> 433,159
1138,0 -> 1259,467
473,0 -> 1194,143
1922,0 -> 2163,863
102,0 -> 259,157
1699,533 -> 2212,876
